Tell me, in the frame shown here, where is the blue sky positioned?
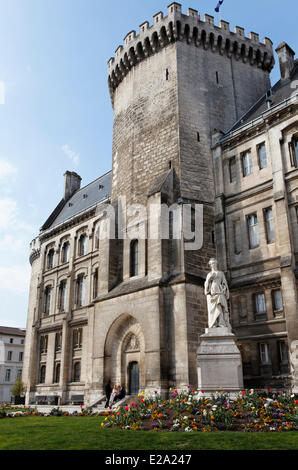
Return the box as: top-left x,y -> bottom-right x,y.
0,0 -> 297,328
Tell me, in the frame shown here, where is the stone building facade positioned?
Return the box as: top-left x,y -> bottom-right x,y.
23,4 -> 298,405
0,327 -> 26,403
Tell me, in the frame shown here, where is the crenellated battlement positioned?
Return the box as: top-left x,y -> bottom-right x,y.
108,3 -> 275,106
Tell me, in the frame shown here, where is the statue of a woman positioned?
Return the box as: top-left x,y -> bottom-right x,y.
204,259 -> 231,329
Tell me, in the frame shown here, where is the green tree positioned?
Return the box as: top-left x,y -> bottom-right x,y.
10,376 -> 26,397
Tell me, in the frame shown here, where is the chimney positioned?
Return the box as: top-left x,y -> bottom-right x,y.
276,42 -> 295,80
63,171 -> 82,201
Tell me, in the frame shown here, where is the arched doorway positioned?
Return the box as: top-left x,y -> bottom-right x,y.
129,362 -> 140,395
104,314 -> 145,393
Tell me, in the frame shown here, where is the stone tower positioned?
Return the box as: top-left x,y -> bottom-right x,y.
107,2 -> 274,282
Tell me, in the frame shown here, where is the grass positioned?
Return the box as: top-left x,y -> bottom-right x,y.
0,417 -> 298,450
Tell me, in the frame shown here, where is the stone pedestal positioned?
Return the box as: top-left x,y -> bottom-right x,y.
197,327 -> 244,393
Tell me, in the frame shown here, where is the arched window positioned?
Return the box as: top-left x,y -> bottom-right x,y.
54,363 -> 60,384
44,286 -> 52,316
73,362 -> 81,383
40,365 -> 46,384
93,268 -> 98,299
58,280 -> 67,312
289,134 -> 298,167
61,242 -> 70,264
46,249 -> 54,270
76,275 -> 85,307
94,226 -> 100,250
130,240 -> 139,277
78,234 -> 87,257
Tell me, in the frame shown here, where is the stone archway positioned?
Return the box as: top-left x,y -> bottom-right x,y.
104,314 -> 145,394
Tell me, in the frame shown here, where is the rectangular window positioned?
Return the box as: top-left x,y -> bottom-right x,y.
40,335 -> 48,354
247,214 -> 259,249
93,269 -> 98,299
278,341 -> 288,364
5,369 -> 11,382
229,157 -> 237,183
55,332 -> 62,352
264,207 -> 275,244
58,280 -> 67,312
76,276 -> 86,307
54,363 -> 61,384
259,343 -> 270,364
255,293 -> 266,315
73,328 -> 83,350
17,369 -> 22,377
19,352 -> 23,362
233,219 -> 241,254
258,143 -> 268,169
73,362 -> 81,383
7,351 -> 12,361
272,290 -> 283,312
9,338 -> 13,344
242,150 -> 253,177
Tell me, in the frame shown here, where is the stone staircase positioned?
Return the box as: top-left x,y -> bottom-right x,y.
95,395 -> 139,412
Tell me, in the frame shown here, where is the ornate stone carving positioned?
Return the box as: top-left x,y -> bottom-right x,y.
125,334 -> 140,352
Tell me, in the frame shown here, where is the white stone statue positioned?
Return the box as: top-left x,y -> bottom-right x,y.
204,258 -> 231,329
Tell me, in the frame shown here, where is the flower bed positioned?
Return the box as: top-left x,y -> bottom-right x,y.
102,388 -> 298,432
0,403 -> 100,419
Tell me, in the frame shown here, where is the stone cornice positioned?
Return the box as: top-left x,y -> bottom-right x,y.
221,95 -> 298,150
39,197 -> 110,243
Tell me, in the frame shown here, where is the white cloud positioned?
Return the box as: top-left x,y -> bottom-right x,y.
0,265 -> 31,294
0,160 -> 18,180
62,144 -> 80,167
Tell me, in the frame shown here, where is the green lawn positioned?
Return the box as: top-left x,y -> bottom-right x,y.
0,417 -> 298,450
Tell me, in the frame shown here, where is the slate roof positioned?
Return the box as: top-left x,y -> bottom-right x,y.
228,59 -> 298,133
0,326 -> 26,337
41,171 -> 112,231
